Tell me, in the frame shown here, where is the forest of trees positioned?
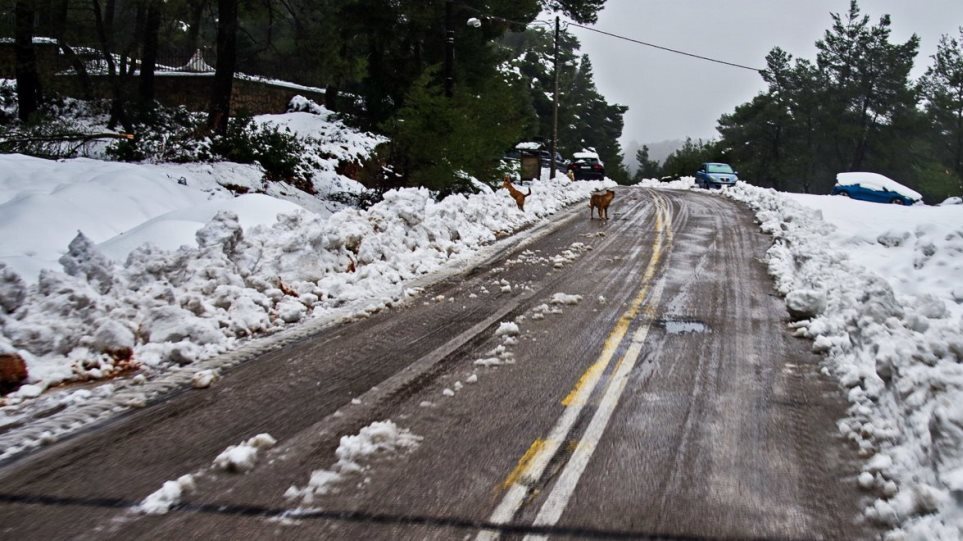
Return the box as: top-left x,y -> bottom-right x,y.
1,0 -> 630,190
646,1 -> 963,202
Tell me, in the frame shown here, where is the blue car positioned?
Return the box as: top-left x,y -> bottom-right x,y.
695,162 -> 738,188
831,172 -> 921,205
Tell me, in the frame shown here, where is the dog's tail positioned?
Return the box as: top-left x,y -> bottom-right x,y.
526,187 -> 531,197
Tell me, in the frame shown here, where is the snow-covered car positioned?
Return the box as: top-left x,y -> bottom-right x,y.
939,196 -> 962,206
568,150 -> 605,180
831,172 -> 921,205
695,162 -> 738,189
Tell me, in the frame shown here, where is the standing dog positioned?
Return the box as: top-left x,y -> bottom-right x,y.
503,175 -> 531,211
589,189 -> 615,220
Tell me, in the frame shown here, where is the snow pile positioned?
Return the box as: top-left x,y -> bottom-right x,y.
727,184 -> 963,539
635,176 -> 697,190
0,175 -> 613,402
550,293 -> 583,305
191,369 -> 218,389
137,474 -> 196,515
474,343 -> 516,367
0,154 -> 330,280
212,433 -> 277,473
284,420 -> 421,504
494,321 -> 520,337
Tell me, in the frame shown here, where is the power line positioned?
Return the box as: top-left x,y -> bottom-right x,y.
454,2 -> 764,74
566,22 -> 764,74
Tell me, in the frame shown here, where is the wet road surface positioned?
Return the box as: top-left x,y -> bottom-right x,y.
0,188 -> 875,540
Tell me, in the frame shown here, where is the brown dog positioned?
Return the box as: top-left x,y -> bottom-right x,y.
503,175 -> 531,211
589,189 -> 615,220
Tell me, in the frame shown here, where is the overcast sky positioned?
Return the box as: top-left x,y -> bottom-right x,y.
570,0 -> 963,147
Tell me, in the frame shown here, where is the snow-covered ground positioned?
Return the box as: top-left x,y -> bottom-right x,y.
7,115 -> 955,535
0,134 -> 614,461
721,184 -> 963,540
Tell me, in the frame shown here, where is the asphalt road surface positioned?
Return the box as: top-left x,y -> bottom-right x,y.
0,188 -> 876,540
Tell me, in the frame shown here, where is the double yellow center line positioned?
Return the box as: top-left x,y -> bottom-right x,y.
479,192 -> 673,540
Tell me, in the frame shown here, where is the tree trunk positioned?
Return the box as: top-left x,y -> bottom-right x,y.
956,109 -> 962,179
324,84 -> 339,111
208,0 -> 238,135
139,0 -> 162,110
50,0 -> 68,40
14,0 -> 42,122
186,0 -> 205,53
92,0 -> 131,131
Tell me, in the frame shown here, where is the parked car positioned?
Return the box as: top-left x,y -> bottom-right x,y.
831,172 -> 921,205
539,150 -> 568,172
695,162 -> 738,188
568,150 -> 605,180
501,149 -> 521,162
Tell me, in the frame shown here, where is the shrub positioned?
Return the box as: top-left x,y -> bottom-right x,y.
207,115 -> 315,185
107,106 -> 207,163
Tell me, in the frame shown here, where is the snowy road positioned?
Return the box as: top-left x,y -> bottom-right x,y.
0,188 -> 874,539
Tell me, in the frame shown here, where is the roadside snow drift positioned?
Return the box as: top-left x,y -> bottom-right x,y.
727,184 -> 963,539
0,176 -> 613,402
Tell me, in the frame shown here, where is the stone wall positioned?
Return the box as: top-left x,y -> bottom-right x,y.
0,42 -> 65,80
47,73 -> 325,115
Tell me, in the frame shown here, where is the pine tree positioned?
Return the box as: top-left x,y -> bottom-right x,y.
815,0 -> 918,171
921,28 -> 963,182
632,145 -> 660,182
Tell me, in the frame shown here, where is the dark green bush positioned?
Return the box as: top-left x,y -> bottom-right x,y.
207,115 -> 314,184
107,105 -> 207,163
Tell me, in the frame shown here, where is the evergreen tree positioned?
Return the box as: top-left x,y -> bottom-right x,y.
632,145 -> 660,182
504,26 -> 630,183
714,1 -> 948,198
661,138 -> 722,179
921,28 -> 963,188
815,0 -> 918,172
385,65 -> 534,192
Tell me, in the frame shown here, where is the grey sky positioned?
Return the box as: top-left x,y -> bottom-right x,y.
571,0 -> 963,147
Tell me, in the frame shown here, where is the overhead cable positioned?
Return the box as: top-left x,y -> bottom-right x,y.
455,3 -> 763,74
566,22 -> 764,73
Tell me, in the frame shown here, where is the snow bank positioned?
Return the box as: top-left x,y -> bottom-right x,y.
0,154 -> 220,279
727,184 -> 963,539
284,420 -> 421,504
0,176 -> 613,401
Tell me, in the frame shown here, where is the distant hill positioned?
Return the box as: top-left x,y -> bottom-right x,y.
623,139 -> 684,174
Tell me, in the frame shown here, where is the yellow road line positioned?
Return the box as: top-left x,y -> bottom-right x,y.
500,439 -> 545,490
480,191 -> 672,539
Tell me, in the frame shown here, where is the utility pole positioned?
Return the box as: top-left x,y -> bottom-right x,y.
550,16 -> 560,179
444,0 -> 454,98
